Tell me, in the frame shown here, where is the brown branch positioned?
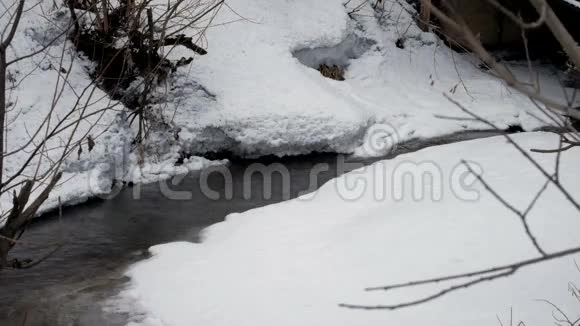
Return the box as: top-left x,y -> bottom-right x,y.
485,0 -> 546,30
341,269 -> 517,310
444,93 -> 580,212
19,172 -> 62,223
526,0 -> 580,71
427,2 -> 580,121
100,0 -> 109,33
340,245 -> 580,310
341,91 -> 580,309
0,0 -> 25,189
160,35 -> 207,55
418,0 -> 431,32
12,242 -> 63,269
0,172 -> 61,267
67,0 -> 80,36
0,0 -> 26,49
462,160 -> 546,256
531,144 -> 577,153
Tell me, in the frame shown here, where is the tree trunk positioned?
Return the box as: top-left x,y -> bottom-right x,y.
0,51 -> 6,186
527,0 -> 580,71
419,0 -> 432,32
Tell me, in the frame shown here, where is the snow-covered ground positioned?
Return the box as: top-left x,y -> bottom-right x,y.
1,2 -> 221,216
3,0 -> 577,215
2,3 -> 120,213
5,0 -> 580,324
117,132 -> 580,326
164,0 -> 574,157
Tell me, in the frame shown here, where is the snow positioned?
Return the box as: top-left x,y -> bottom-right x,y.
293,34 -> 375,69
0,3 -> 223,218
561,0 -> 580,9
4,0 -> 580,322
161,0 -> 576,157
1,4 -> 119,214
2,0 -> 577,215
118,132 -> 580,326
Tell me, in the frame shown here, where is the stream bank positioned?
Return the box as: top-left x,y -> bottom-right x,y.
0,129 -> 536,325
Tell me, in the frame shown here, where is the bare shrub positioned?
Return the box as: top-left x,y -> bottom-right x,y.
0,0 -> 223,269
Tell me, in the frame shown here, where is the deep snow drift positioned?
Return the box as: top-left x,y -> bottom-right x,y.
118,132 -> 580,326
162,0 -> 575,157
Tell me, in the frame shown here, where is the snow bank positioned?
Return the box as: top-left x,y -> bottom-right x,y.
2,0 -> 577,213
161,0 -> 576,158
1,2 -> 223,216
1,4 -> 119,214
119,132 -> 580,326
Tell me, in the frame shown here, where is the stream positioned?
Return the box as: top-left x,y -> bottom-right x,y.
0,130 -> 515,325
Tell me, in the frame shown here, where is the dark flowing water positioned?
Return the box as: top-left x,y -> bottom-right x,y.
0,131 -> 512,325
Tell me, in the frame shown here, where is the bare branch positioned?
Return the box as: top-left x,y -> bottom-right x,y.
0,0 -> 25,50
340,245 -> 580,310
462,160 -> 546,256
